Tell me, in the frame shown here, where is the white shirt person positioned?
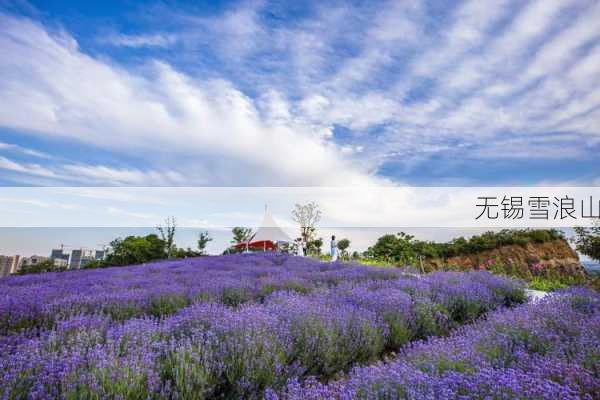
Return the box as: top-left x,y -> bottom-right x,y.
330,235 -> 338,262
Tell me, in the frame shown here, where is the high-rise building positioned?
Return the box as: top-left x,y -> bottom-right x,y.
69,249 -> 83,269
50,248 -> 70,264
0,255 -> 21,277
53,258 -> 69,268
79,256 -> 93,269
94,250 -> 105,260
20,255 -> 49,270
69,249 -> 96,269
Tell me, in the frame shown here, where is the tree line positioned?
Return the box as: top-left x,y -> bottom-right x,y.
363,229 -> 567,265
15,207 -> 599,275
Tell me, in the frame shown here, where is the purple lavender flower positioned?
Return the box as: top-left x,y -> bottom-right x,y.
0,254 -> 530,399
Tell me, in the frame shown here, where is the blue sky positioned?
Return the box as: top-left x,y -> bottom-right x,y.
0,0 -> 599,187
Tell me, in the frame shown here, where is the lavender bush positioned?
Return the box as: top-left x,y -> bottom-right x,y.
271,288 -> 600,399
0,254 -> 527,398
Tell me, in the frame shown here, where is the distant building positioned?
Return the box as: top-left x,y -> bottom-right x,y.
50,248 -> 70,265
20,255 -> 49,267
94,250 -> 105,260
0,255 -> 20,277
69,249 -> 83,269
69,249 -> 97,269
53,258 -> 69,268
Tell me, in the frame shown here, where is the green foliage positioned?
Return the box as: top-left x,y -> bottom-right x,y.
171,247 -> 201,258
573,221 -> 600,262
383,313 -> 412,349
148,294 -> 189,317
354,258 -> 395,267
231,227 -> 253,244
278,241 -> 299,254
289,317 -> 384,378
66,367 -> 152,400
104,234 -> 167,266
591,277 -> 600,292
337,238 -> 351,259
308,237 -> 323,256
159,346 -> 218,400
363,232 -> 419,264
220,288 -> 253,307
445,296 -> 483,324
197,231 -> 212,254
443,229 -> 564,257
528,277 -> 569,292
365,229 -> 565,263
17,259 -> 66,275
157,216 -> 177,258
80,259 -> 106,269
413,301 -> 451,339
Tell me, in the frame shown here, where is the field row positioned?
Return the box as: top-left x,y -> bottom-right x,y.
0,254 -> 522,333
0,255 -> 524,399
271,288 -> 600,400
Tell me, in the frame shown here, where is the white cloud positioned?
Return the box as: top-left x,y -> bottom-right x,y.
0,0 -> 598,187
0,156 -> 56,178
0,154 -> 193,186
0,141 -> 52,159
62,165 -> 189,186
101,33 -> 177,48
0,14 -> 387,187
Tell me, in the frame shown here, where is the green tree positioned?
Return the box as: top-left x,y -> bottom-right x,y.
18,259 -> 65,275
366,234 -> 397,261
231,227 -> 253,244
308,237 -> 323,256
81,260 -> 105,269
337,238 -> 351,260
104,234 -> 167,266
157,216 -> 177,258
366,232 -> 417,265
197,231 -> 212,255
573,220 -> 600,262
171,247 -> 200,258
365,229 -> 565,262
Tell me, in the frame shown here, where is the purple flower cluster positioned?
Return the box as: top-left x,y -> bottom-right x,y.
271,288 -> 600,399
0,254 -> 526,399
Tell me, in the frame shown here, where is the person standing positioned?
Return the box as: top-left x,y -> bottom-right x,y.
296,238 -> 305,257
330,235 -> 338,262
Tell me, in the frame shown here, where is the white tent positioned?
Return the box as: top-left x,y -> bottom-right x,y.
238,206 -> 292,251
251,206 -> 292,243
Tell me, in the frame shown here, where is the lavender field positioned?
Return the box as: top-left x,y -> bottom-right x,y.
0,254 -> 597,399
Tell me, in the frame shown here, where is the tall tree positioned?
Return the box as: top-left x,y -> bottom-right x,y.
104,234 -> 167,266
573,219 -> 600,262
157,216 -> 177,258
231,227 -> 254,244
292,202 -> 321,250
366,232 -> 418,265
309,237 -> 323,255
337,238 -> 351,259
197,231 -> 212,255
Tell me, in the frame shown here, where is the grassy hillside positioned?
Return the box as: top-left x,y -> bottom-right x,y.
363,229 -> 589,290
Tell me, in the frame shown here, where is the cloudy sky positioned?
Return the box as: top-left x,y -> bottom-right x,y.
0,0 -> 599,256
0,0 -> 598,187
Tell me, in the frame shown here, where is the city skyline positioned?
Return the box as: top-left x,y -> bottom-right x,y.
0,245 -> 106,276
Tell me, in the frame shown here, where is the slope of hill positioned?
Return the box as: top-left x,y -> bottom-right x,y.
424,238 -> 587,282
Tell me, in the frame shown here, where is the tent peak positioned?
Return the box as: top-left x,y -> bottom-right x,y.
252,207 -> 291,243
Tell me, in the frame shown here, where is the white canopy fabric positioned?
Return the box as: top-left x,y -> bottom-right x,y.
250,207 -> 292,243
